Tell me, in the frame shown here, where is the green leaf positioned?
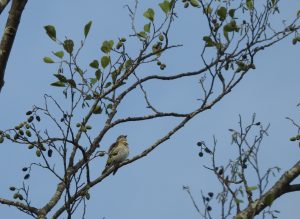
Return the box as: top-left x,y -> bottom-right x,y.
53,51 -> 64,59
67,79 -> 76,88
63,39 -> 74,54
75,67 -> 84,76
138,31 -> 147,39
101,40 -> 114,53
90,78 -> 98,85
159,1 -> 171,14
95,69 -> 101,80
190,0 -> 200,7
101,56 -> 110,68
297,10 -> 300,18
246,186 -> 258,192
125,59 -> 133,68
43,57 -> 54,63
105,82 -> 111,88
203,36 -> 214,47
51,81 -> 65,87
229,9 -> 236,18
217,7 -> 227,21
246,0 -> 254,10
93,105 -> 102,114
89,60 -> 99,69
44,25 -> 56,41
143,8 -> 155,21
234,198 -> 244,204
144,23 -> 151,33
84,21 -> 92,38
54,74 -> 67,82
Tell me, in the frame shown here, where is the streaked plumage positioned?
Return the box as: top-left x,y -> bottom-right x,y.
102,135 -> 129,175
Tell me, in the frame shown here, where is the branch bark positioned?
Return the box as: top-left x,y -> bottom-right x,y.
0,0 -> 28,93
0,197 -> 38,215
234,160 -> 300,219
0,0 -> 11,14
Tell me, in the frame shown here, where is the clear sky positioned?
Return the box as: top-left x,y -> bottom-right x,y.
1,1 -> 300,218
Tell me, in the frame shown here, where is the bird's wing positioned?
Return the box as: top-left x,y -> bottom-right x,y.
105,144 -> 120,167
108,141 -> 117,154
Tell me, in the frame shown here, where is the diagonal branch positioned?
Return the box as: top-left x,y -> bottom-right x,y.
0,0 -> 11,14
0,0 -> 28,92
234,160 -> 300,219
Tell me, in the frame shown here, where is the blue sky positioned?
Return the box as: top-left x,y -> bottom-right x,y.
1,0 -> 300,218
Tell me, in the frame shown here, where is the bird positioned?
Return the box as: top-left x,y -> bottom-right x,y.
102,135 -> 129,175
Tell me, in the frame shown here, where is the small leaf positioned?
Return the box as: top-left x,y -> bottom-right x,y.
67,79 -> 76,88
89,60 -> 99,69
90,78 -> 98,85
246,186 -> 258,192
159,1 -> 171,14
137,31 -> 147,39
101,56 -> 110,68
24,174 -> 30,180
93,105 -> 102,114
95,69 -> 101,80
217,7 -> 227,21
43,57 -> 54,63
36,149 -> 41,157
234,198 -> 244,204
246,0 -> 254,10
51,81 -> 65,87
229,9 -> 236,18
203,36 -> 214,47
54,74 -> 67,83
125,59 -> 133,68
144,23 -> 151,33
63,39 -> 74,54
84,21 -> 92,38
53,51 -> 64,59
105,82 -> 112,88
190,0 -> 200,7
101,40 -> 114,53
44,25 -> 56,41
143,8 -> 155,21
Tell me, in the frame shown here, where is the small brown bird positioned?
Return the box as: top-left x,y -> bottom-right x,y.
102,135 -> 129,175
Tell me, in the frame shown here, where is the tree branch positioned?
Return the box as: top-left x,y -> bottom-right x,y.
234,160 -> 300,219
0,0 -> 28,92
0,0 -> 11,14
0,197 -> 38,215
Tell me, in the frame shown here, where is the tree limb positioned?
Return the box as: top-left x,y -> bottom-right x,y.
0,0 -> 11,14
234,160 -> 300,219
0,0 -> 28,92
0,197 -> 38,215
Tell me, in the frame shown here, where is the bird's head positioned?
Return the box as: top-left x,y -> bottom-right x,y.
117,135 -> 127,142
